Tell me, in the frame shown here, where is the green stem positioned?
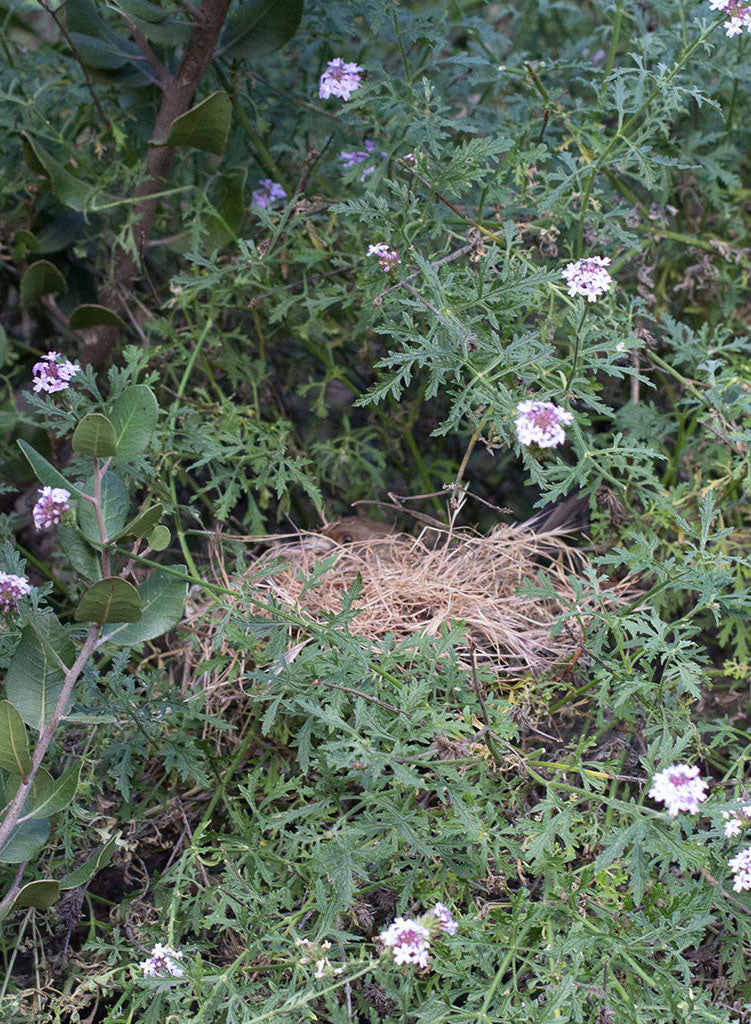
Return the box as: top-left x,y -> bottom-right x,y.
599,0 -> 625,104
214,63 -> 287,185
577,16 -> 722,254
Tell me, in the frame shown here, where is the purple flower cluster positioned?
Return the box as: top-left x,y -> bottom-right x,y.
562,256 -> 613,302
252,179 -> 287,210
514,400 -> 573,448
32,487 -> 71,530
709,0 -> 751,36
340,140 -> 386,181
319,58 -> 363,101
367,242 -> 401,272
32,351 -> 80,394
0,571 -> 31,614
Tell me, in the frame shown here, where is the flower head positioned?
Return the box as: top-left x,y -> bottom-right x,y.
339,140 -> 386,180
319,58 -> 364,101
514,400 -> 574,448
430,902 -> 458,935
139,943 -> 185,979
378,917 -> 431,968
562,256 -> 613,302
367,242 -> 401,272
648,764 -> 708,816
708,0 -> 751,36
723,805 -> 751,838
32,486 -> 71,530
252,179 -> 287,210
729,846 -> 751,892
0,571 -> 31,614
32,351 -> 80,394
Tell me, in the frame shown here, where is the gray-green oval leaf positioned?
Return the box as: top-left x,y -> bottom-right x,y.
77,472 -> 129,545
20,260 -> 66,308
72,414 -> 118,458
110,385 -> 158,459
103,565 -> 186,646
0,701 -> 31,775
5,614 -> 75,733
75,578 -> 142,624
164,91 -> 231,155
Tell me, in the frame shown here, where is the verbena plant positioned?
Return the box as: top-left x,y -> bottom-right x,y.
1,0 -> 751,1021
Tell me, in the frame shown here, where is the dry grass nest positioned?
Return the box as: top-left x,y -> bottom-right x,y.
185,521 -> 641,701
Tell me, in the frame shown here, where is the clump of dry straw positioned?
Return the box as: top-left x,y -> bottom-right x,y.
187,516 -> 639,695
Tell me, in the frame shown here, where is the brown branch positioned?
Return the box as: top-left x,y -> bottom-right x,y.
36,0 -> 111,132
87,0 -> 233,369
0,625 -> 99,863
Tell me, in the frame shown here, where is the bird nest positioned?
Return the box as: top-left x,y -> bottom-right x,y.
184,521 -> 640,703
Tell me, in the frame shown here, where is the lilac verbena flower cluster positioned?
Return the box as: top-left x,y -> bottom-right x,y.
318,58 -> 363,100
729,847 -> 751,892
0,571 -> 31,614
648,764 -> 709,816
723,805 -> 751,838
367,243 -> 401,272
562,255 -> 613,302
708,0 -> 751,36
379,917 -> 431,967
32,351 -> 80,394
378,903 -> 458,969
340,140 -> 386,180
252,179 -> 287,209
139,943 -> 185,978
32,487 -> 71,530
514,400 -> 574,448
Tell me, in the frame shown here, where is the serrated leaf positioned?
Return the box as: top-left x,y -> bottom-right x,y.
69,304 -> 127,330
103,565 -> 186,646
77,472 -> 129,545
0,701 -> 31,775
59,833 -> 118,889
5,615 -> 75,733
1,880 -> 60,918
19,260 -> 67,308
220,0 -> 305,59
17,440 -> 85,498
0,819 -> 50,864
109,385 -> 158,459
164,92 -> 232,156
75,577 -> 142,624
57,525 -> 101,581
21,133 -> 90,211
72,414 -> 118,458
115,503 -> 164,541
147,525 -> 170,551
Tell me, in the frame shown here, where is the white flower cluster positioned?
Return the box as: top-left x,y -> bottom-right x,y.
378,903 -> 459,970
722,805 -> 751,838
319,58 -> 364,101
648,764 -> 708,816
514,400 -> 574,448
562,256 -> 613,302
708,0 -> 751,36
297,937 -> 344,979
139,943 -> 185,979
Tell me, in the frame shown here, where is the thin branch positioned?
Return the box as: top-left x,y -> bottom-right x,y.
36,0 -> 111,132
0,625 -> 99,862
